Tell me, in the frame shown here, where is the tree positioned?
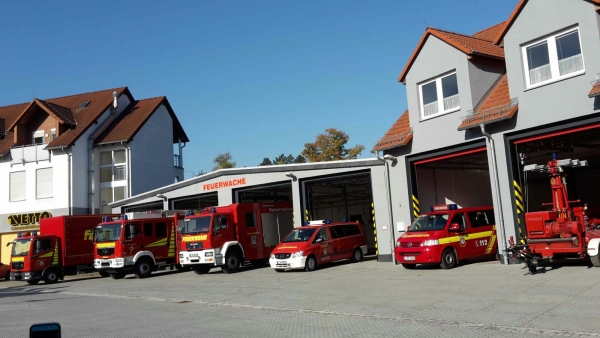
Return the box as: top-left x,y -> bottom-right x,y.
195,169 -> 207,176
259,158 -> 272,166
212,152 -> 236,171
301,128 -> 365,162
293,155 -> 307,163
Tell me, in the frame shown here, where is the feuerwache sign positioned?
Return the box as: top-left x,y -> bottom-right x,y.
8,211 -> 53,231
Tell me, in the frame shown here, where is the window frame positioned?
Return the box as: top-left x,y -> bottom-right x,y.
418,71 -> 460,121
99,149 -> 128,213
522,26 -> 585,89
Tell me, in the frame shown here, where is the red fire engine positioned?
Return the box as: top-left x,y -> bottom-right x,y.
507,156 -> 600,274
93,211 -> 185,279
8,215 -> 115,285
178,202 -> 293,274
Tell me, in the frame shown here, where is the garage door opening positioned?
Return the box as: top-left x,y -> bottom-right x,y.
513,124 -> 600,214
411,147 -> 493,217
172,193 -> 219,213
234,182 -> 292,203
302,171 -> 376,254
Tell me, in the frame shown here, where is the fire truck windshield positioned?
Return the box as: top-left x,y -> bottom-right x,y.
182,216 -> 212,234
408,214 -> 450,232
283,228 -> 317,242
95,223 -> 122,242
11,239 -> 31,256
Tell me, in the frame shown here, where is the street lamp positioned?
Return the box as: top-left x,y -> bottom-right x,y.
376,152 -> 397,265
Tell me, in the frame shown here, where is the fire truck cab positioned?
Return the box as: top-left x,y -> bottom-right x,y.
396,204 -> 497,269
93,211 -> 184,279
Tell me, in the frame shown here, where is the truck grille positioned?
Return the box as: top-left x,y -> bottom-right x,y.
11,262 -> 24,270
186,242 -> 203,250
97,248 -> 115,256
400,242 -> 422,248
275,253 -> 291,259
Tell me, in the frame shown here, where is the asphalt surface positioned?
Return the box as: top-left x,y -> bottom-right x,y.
1,257 -> 600,338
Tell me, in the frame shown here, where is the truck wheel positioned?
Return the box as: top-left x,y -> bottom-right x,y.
305,255 -> 317,272
110,272 -> 126,280
402,264 -> 416,270
192,265 -> 211,275
591,255 -> 600,267
222,250 -> 242,274
134,258 -> 154,279
352,248 -> 363,263
98,270 -> 110,278
26,280 -> 40,285
440,249 -> 457,270
43,268 -> 60,284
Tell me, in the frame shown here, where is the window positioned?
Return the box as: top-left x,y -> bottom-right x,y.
245,212 -> 257,227
450,213 -> 467,231
523,27 -> 584,88
155,223 -> 167,238
10,171 -> 26,202
467,210 -> 495,228
33,130 -> 44,144
343,224 -> 361,236
419,72 -> 460,119
125,223 -> 141,239
34,239 -> 52,254
330,225 -> 344,239
36,168 -> 53,199
50,129 -> 57,141
99,150 -> 128,213
143,223 -> 153,236
314,228 -> 329,243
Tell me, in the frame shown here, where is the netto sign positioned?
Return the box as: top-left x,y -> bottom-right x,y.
8,211 -> 53,230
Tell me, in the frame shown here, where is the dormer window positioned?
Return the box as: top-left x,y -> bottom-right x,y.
522,27 -> 584,88
419,72 -> 460,120
33,130 -> 44,145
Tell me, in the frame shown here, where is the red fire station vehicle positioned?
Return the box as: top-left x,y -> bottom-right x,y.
7,215 -> 115,285
396,204 -> 498,269
506,156 -> 600,274
178,202 -> 293,274
93,211 -> 185,279
269,220 -> 368,272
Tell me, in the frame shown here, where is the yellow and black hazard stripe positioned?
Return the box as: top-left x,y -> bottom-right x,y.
371,202 -> 378,256
412,195 -> 420,219
305,209 -> 310,224
485,225 -> 497,254
514,180 -> 526,244
52,240 -> 59,265
167,225 -> 176,257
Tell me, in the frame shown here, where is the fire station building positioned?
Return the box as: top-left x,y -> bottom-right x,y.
0,87 -> 189,263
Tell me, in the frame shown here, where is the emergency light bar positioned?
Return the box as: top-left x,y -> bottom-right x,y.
306,220 -> 332,226
430,204 -> 458,212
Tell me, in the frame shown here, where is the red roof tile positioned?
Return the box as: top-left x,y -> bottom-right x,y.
372,110 -> 412,152
399,27 -> 505,83
589,80 -> 600,98
0,87 -> 130,156
457,74 -> 518,130
472,21 -> 507,42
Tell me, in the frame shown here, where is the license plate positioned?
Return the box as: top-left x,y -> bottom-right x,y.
190,253 -> 198,257
277,261 -> 285,265
403,256 -> 416,261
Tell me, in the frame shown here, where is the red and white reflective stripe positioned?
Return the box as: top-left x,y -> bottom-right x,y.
413,147 -> 486,166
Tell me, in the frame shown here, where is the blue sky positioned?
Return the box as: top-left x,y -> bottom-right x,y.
1,1 -> 516,178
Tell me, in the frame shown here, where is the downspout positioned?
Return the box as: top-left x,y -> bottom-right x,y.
59,146 -> 72,215
480,124 -> 508,263
120,141 -> 132,199
376,151 -> 396,265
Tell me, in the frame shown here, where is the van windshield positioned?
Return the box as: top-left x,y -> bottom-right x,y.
283,228 -> 317,242
408,214 -> 449,232
95,223 -> 122,242
182,216 -> 211,234
11,239 -> 31,256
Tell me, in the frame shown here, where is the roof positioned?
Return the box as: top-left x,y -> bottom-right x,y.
0,87 -> 131,155
95,97 -> 189,145
372,110 -> 412,152
398,26 -> 505,84
0,117 -> 5,139
589,80 -> 600,98
457,74 -> 518,131
472,21 -> 507,42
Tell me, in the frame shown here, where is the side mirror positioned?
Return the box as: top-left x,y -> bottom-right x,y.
177,225 -> 184,233
315,238 -> 324,243
449,223 -> 461,231
6,241 -> 13,247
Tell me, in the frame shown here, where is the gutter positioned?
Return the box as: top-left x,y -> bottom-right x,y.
58,146 -> 72,215
120,141 -> 132,198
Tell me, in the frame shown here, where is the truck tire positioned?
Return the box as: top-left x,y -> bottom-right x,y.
591,255 -> 600,267
402,264 -> 416,270
98,270 -> 110,278
43,268 -> 60,284
440,248 -> 457,270
134,257 -> 154,279
352,248 -> 363,263
192,265 -> 211,275
222,250 -> 242,274
304,255 -> 317,272
27,280 -> 40,285
110,272 -> 126,280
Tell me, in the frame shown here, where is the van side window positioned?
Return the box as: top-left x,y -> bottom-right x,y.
467,211 -> 491,228
451,213 -> 467,230
314,228 -> 329,243
156,222 -> 167,238
143,223 -> 153,236
330,225 -> 345,239
245,212 -> 257,227
343,224 -> 360,236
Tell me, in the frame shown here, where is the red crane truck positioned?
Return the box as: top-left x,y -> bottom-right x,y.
93,211 -> 185,279
7,215 -> 114,285
506,156 -> 600,274
178,202 -> 294,274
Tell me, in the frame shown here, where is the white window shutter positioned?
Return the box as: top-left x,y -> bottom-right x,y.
36,168 -> 53,199
10,171 -> 26,201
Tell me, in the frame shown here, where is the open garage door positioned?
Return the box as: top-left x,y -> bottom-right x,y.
234,182 -> 292,203
302,171 -> 376,254
171,193 -> 219,213
410,146 -> 493,220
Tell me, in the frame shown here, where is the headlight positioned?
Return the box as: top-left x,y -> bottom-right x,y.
422,239 -> 439,246
205,252 -> 213,257
396,241 -> 401,247
290,251 -> 304,258
270,254 -> 275,259
180,254 -> 184,259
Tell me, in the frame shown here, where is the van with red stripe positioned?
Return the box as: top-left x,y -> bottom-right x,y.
396,205 -> 497,269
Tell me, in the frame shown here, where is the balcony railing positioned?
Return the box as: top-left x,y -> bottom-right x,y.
10,144 -> 50,165
174,154 -> 183,168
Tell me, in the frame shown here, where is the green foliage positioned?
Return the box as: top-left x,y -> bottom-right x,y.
301,128 -> 364,162
212,152 -> 236,171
